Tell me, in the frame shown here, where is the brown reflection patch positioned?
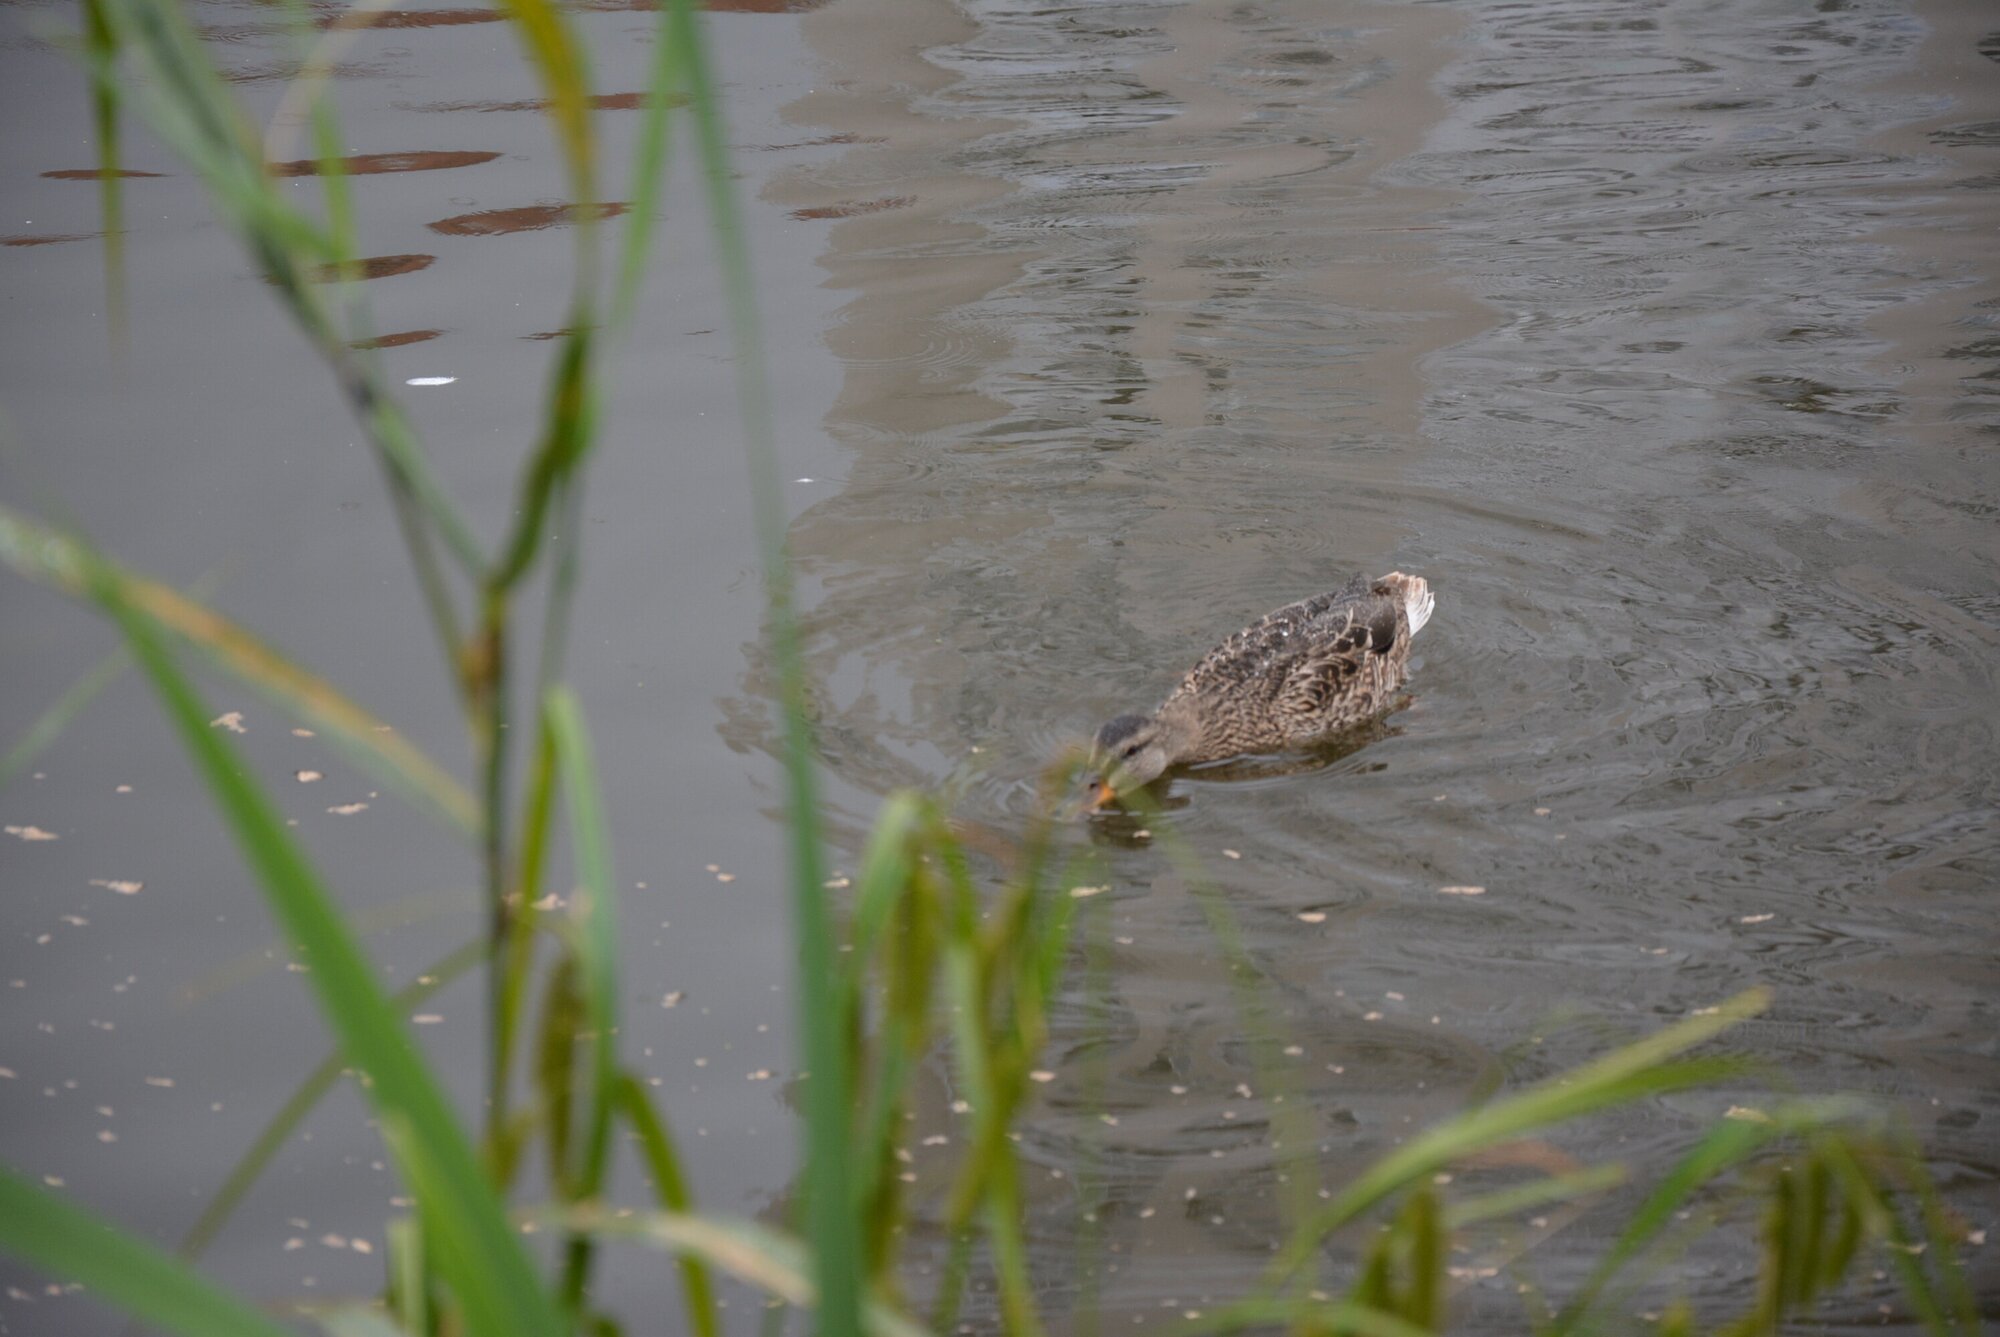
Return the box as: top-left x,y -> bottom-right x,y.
269,150 -> 501,178
42,168 -> 164,180
749,133 -> 885,151
302,254 -> 435,282
789,196 -> 912,221
568,0 -> 828,9
3,232 -> 103,247
427,201 -> 625,236
400,91 -> 682,114
318,7 -> 501,28
350,328 -> 445,350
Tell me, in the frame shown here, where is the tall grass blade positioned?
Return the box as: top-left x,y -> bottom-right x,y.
556,1209 -> 926,1337
80,0 -> 128,338
178,938 -> 487,1262
610,1 -> 685,331
0,641 -> 129,791
78,544 -> 561,1336
614,1075 -> 721,1337
1268,991 -> 1771,1286
544,686 -> 621,1308
670,1 -> 859,1330
0,1168 -> 289,1337
0,506 -> 478,834
1550,1097 -> 1866,1331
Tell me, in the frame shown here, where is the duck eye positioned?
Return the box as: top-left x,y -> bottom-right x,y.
1121,743 -> 1143,759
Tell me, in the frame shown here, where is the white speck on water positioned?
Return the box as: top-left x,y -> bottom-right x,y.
405,376 -> 457,386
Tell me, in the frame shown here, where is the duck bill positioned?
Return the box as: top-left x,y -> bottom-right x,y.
1085,779 -> 1117,810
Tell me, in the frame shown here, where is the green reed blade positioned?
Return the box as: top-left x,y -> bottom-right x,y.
79,0 -> 128,338
490,0 -> 594,209
177,937 -> 487,1262
79,546 -> 561,1337
1268,990 -> 1771,1287
493,329 -> 599,593
386,1217 -> 428,1332
0,1168 -> 288,1337
555,1208 -> 926,1337
492,713 -> 559,1163
670,0 -> 858,1326
545,686 -> 620,1307
0,640 -> 128,791
1550,1096 -> 1868,1331
1178,1296 -> 1433,1337
92,0 -> 486,580
0,506 -> 478,835
309,1306 -> 406,1337
614,1074 -> 721,1337
1444,1163 -> 1628,1231
609,0 -> 685,332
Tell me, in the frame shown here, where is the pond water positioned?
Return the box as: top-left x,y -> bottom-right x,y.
2,0 -> 1996,1330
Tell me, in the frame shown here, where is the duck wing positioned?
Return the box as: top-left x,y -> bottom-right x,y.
1271,592 -> 1409,737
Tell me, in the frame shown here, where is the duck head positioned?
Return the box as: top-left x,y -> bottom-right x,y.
1085,703 -> 1199,809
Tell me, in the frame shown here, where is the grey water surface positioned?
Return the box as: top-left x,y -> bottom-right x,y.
1,0 -> 1995,1330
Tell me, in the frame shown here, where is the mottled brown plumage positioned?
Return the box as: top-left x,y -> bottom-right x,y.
1088,572 -> 1434,805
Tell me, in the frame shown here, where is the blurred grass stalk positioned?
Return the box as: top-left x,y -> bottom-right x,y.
0,0 -> 1982,1332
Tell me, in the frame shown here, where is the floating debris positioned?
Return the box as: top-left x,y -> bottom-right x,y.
5,826 -> 58,842
1738,913 -> 1775,925
1028,1070 -> 1055,1083
661,991 -> 683,1008
1222,848 -> 1241,860
1296,911 -> 1326,924
1437,885 -> 1486,896
327,802 -> 369,816
410,1014 -> 443,1025
295,770 -> 323,784
405,376 -> 457,387
1068,885 -> 1107,899
89,880 -> 142,896
1534,807 -> 1551,816
210,711 -> 247,733
292,728 -> 316,738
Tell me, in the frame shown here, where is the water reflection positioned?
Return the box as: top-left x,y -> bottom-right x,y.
267,149 -> 501,177
427,202 -> 625,236
736,0 -> 2000,1319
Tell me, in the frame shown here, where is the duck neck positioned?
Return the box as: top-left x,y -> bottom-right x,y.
1154,695 -> 1206,767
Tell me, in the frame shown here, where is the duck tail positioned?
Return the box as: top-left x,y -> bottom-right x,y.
1379,571 -> 1434,636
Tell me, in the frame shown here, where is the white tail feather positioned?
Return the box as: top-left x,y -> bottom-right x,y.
1384,571 -> 1434,636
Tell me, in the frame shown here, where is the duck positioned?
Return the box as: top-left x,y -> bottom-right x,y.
1085,571 -> 1435,809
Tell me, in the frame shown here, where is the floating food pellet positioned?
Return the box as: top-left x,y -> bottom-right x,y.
1363,1011 -> 1383,1022
1069,885 -> 1106,898
327,803 -> 369,816
1222,849 -> 1241,860
1296,911 -> 1326,923
716,872 -> 735,883
90,880 -> 142,895
1028,1070 -> 1055,1083
1437,885 -> 1486,896
661,991 -> 683,1008
5,826 -> 58,842
405,376 -> 457,387
1533,807 -> 1551,816
292,728 -> 316,738
1739,913 -> 1775,924
296,770 -> 323,784
411,1014 -> 443,1025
